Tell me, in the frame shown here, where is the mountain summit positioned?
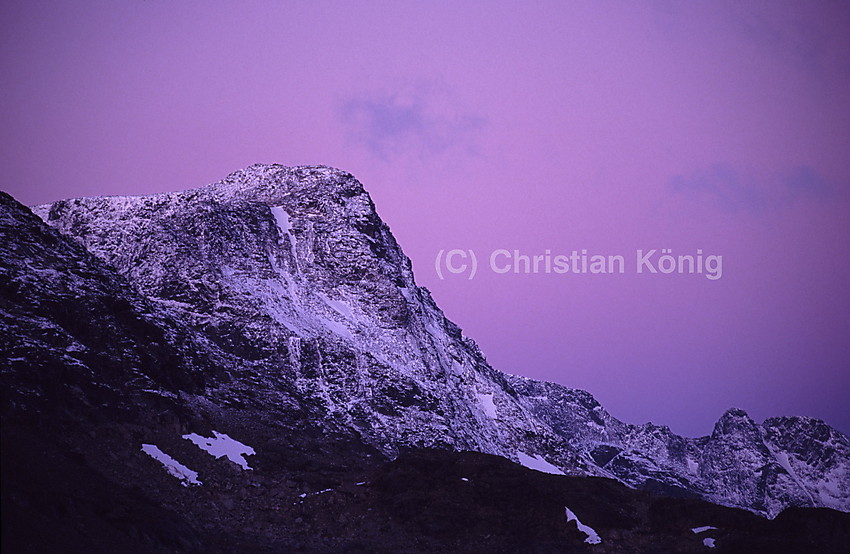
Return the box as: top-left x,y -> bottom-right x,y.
2,165 -> 848,551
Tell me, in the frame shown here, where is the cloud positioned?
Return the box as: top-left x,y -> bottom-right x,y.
648,2 -> 850,78
781,165 -> 832,201
339,84 -> 486,161
668,164 -> 839,214
734,9 -> 823,71
669,164 -> 768,213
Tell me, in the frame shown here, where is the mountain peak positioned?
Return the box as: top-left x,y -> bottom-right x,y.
711,407 -> 759,437
720,407 -> 752,420
205,163 -> 365,205
10,165 -> 850,521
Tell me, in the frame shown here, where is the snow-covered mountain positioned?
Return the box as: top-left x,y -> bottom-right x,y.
4,164 -> 847,526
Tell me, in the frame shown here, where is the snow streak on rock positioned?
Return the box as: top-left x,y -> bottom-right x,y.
183,431 -> 255,470
141,444 -> 202,486
565,506 -> 602,545
517,452 -> 565,475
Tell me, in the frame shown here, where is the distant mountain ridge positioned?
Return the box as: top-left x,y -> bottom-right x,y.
4,164 -> 847,522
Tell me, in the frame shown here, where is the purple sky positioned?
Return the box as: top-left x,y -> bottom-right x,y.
2,1 -> 849,437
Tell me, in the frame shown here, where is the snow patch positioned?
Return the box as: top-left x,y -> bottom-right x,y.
691,526 -> 718,534
270,206 -> 299,273
687,457 -> 700,474
316,311 -> 352,339
565,506 -> 602,544
141,389 -> 178,399
299,488 -> 333,498
774,451 -> 795,475
321,295 -> 354,320
477,392 -> 497,418
141,444 -> 201,486
399,286 -> 415,303
517,451 -> 565,475
816,470 -> 846,508
270,206 -> 292,233
769,448 -> 817,507
703,537 -> 716,548
183,431 -> 255,470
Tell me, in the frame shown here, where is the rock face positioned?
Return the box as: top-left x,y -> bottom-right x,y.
0,190 -> 208,417
2,164 -> 848,535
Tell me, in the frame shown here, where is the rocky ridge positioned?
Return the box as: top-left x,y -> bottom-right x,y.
0,165 -> 850,544
18,163 -> 848,519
